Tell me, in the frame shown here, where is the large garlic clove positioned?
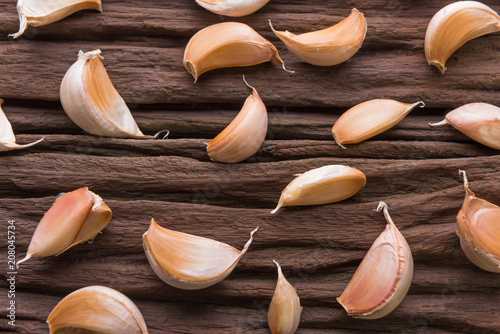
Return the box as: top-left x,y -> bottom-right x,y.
60,49 -> 153,138
269,9 -> 367,66
143,219 -> 258,290
16,187 -> 112,268
195,0 -> 270,17
0,99 -> 43,151
337,201 -> 413,319
332,99 -> 425,149
271,165 -> 366,214
456,170 -> 500,273
183,22 -> 291,82
430,102 -> 500,150
47,285 -> 149,334
425,1 -> 500,73
10,0 -> 102,39
207,76 -> 267,163
268,260 -> 302,334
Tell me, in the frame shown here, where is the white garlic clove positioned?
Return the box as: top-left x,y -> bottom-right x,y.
337,201 -> 413,319
0,99 -> 43,151
143,219 -> 258,290
195,0 -> 270,17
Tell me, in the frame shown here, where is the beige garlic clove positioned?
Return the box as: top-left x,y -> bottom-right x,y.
0,99 -> 43,151
207,76 -> 267,163
17,187 -> 112,268
332,99 -> 425,149
337,201 -> 413,319
269,9 -> 367,66
47,285 -> 149,334
271,165 -> 366,214
430,102 -> 500,150
143,219 -> 258,290
456,170 -> 500,273
268,260 -> 302,334
10,0 -> 102,39
425,1 -> 500,73
183,22 -> 291,82
195,0 -> 270,17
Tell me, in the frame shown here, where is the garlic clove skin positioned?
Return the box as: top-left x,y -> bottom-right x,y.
195,0 -> 270,17
16,187 -> 112,268
207,76 -> 267,163
47,285 -> 149,334
143,219 -> 258,290
271,165 -> 366,214
425,1 -> 500,73
10,0 -> 102,39
183,22 -> 291,82
337,201 -> 413,319
269,9 -> 367,66
268,260 -> 302,334
0,99 -> 43,151
457,170 -> 500,273
332,99 -> 425,149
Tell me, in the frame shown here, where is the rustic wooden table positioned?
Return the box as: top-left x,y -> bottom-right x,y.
0,0 -> 499,333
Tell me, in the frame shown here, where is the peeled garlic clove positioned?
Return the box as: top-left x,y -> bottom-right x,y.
183,22 -> 291,82
425,1 -> 500,73
60,49 -> 153,138
143,219 -> 258,290
0,99 -> 43,151
268,260 -> 302,334
269,9 -> 367,66
207,77 -> 267,163
47,285 -> 149,334
16,187 -> 112,268
195,0 -> 270,17
456,170 -> 500,273
10,0 -> 102,39
332,99 -> 425,149
271,165 -> 366,214
337,201 -> 413,319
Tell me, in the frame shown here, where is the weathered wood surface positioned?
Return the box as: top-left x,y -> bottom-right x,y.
0,0 -> 499,333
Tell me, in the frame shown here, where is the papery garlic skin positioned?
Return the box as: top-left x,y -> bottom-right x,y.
457,170 -> 500,273
195,0 -> 270,17
332,99 -> 425,149
271,165 -> 366,214
0,99 -> 43,151
47,286 -> 149,334
425,1 -> 500,73
270,9 -> 367,66
10,0 -> 102,39
268,260 -> 302,334
143,219 -> 258,290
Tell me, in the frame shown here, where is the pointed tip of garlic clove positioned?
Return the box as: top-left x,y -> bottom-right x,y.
270,202 -> 283,214
16,253 -> 32,269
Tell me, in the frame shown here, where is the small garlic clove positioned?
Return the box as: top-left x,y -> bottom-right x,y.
268,260 -> 302,334
425,1 -> 500,73
207,76 -> 267,163
269,8 -> 367,66
183,22 -> 292,82
332,99 -> 425,149
143,219 -> 258,290
16,187 -> 112,268
47,285 -> 149,334
10,0 -> 102,39
271,165 -> 366,214
456,170 -> 500,273
337,201 -> 413,319
195,0 -> 270,17
0,99 -> 43,151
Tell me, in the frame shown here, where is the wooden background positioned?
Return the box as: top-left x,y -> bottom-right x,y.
0,0 -> 499,333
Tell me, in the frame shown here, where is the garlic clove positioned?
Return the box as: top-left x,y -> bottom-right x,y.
271,165 -> 366,214
195,0 -> 270,17
0,99 -> 43,151
332,99 -> 425,149
268,260 -> 302,334
183,22 -> 292,82
207,76 -> 267,163
10,0 -> 102,39
425,1 -> 500,73
47,285 -> 149,334
337,201 -> 413,319
60,49 -> 153,139
143,219 -> 258,290
456,170 -> 500,273
269,8 -> 367,66
16,187 -> 112,268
